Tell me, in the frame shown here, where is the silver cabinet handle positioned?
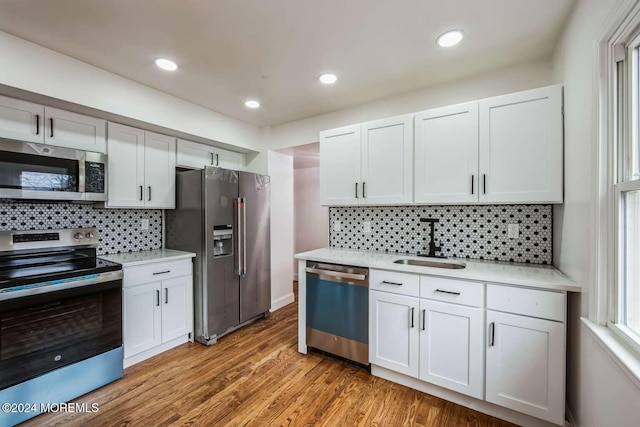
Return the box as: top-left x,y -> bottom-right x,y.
363,182 -> 366,198
435,289 -> 461,295
483,174 -> 487,194
422,309 -> 426,331
35,114 -> 40,135
153,270 -> 171,275
49,118 -> 54,138
216,153 -> 220,166
355,182 -> 359,199
155,290 -> 160,307
410,307 -> 415,328
489,322 -> 495,347
148,186 -> 151,201
471,175 -> 474,195
382,280 -> 402,286
139,185 -> 143,201
210,153 -> 214,165
165,288 -> 168,304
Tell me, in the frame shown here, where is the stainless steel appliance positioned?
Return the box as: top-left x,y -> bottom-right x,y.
0,139 -> 107,201
0,227 -> 123,427
166,167 -> 270,345
305,261 -> 369,365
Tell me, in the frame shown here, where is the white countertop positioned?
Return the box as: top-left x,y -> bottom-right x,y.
295,248 -> 580,293
100,249 -> 195,267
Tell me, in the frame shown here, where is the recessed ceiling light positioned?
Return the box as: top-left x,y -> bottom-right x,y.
155,58 -> 178,71
244,100 -> 261,109
319,73 -> 338,85
436,30 -> 464,48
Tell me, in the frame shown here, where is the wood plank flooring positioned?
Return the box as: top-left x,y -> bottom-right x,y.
21,287 -> 517,427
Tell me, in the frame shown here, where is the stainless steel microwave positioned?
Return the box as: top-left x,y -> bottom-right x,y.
0,139 -> 107,201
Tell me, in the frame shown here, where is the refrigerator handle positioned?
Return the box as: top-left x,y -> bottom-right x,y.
235,197 -> 243,276
242,197 -> 247,276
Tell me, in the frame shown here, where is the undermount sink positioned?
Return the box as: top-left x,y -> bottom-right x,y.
393,258 -> 466,269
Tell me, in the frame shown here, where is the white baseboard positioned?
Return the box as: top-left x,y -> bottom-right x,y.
271,292 -> 295,312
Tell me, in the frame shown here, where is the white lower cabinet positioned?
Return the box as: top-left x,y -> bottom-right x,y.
419,299 -> 484,399
486,286 -> 566,425
369,290 -> 419,377
369,270 -> 567,426
122,259 -> 193,367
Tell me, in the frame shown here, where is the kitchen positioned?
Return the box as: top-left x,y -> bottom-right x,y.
0,0 -> 639,426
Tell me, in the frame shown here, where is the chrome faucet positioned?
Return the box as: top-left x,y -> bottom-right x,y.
419,218 -> 443,258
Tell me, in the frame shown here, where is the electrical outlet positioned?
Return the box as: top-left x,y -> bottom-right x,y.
140,218 -> 150,231
333,220 -> 341,232
363,221 -> 371,233
507,224 -> 519,239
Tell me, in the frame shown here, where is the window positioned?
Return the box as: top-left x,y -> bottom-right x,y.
611,34 -> 640,350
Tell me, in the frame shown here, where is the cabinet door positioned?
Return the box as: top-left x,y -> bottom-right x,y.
124,282 -> 162,358
0,95 -> 44,143
213,147 -> 245,171
45,107 -> 106,153
161,276 -> 193,343
361,114 -> 413,205
486,310 -> 565,425
479,85 -> 563,203
414,103 -> 479,204
144,131 -> 176,208
419,300 -> 484,399
319,125 -> 361,205
369,290 -> 419,377
107,123 -> 145,207
176,139 -> 215,169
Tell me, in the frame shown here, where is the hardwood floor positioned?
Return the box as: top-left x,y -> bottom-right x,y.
22,289 -> 517,427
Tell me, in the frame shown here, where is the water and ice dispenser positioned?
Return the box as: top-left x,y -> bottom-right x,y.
213,225 -> 233,257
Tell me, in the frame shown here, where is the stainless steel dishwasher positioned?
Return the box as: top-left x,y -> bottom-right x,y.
305,261 -> 369,365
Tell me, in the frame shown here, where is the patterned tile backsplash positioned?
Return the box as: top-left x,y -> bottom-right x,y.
329,205 -> 552,264
0,201 -> 162,255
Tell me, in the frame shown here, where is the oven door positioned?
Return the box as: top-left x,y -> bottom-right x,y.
0,278 -> 122,390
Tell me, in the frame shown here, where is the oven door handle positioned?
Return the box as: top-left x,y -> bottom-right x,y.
0,270 -> 123,302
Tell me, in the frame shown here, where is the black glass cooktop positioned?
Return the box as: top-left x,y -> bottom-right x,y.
0,248 -> 122,291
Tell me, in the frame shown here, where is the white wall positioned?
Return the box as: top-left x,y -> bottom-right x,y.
268,151 -> 295,311
266,58 -> 556,149
294,166 -> 328,278
0,31 -> 264,158
552,0 -> 640,425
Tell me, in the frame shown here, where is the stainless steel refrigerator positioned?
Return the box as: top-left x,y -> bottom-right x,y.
166,167 -> 271,345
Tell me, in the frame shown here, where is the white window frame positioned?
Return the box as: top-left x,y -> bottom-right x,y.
594,0 -> 640,357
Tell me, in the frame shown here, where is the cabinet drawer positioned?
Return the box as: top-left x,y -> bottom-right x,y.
487,284 -> 565,322
370,269 -> 419,297
123,259 -> 192,287
420,276 -> 485,307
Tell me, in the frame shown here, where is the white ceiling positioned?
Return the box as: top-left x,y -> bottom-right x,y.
0,0 -> 575,127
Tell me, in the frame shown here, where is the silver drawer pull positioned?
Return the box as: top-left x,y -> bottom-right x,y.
153,270 -> 171,275
382,280 -> 403,286
435,289 -> 461,295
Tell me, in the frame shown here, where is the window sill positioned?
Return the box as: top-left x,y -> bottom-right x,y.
581,318 -> 640,390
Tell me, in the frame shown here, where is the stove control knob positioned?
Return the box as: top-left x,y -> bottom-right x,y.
73,232 -> 84,240
85,232 -> 95,239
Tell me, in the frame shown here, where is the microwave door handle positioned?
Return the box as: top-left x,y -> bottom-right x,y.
78,159 -> 86,193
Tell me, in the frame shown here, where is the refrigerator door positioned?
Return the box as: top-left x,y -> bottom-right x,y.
239,171 -> 271,322
204,167 -> 240,336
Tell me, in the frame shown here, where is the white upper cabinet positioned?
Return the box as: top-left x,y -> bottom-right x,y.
361,115 -> 413,204
0,96 -> 107,153
45,107 -> 107,153
144,131 -> 176,209
320,115 -> 413,206
414,102 -> 479,204
320,124 -> 361,205
176,139 -> 245,171
0,95 -> 44,144
107,123 -> 175,209
479,85 -> 563,203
